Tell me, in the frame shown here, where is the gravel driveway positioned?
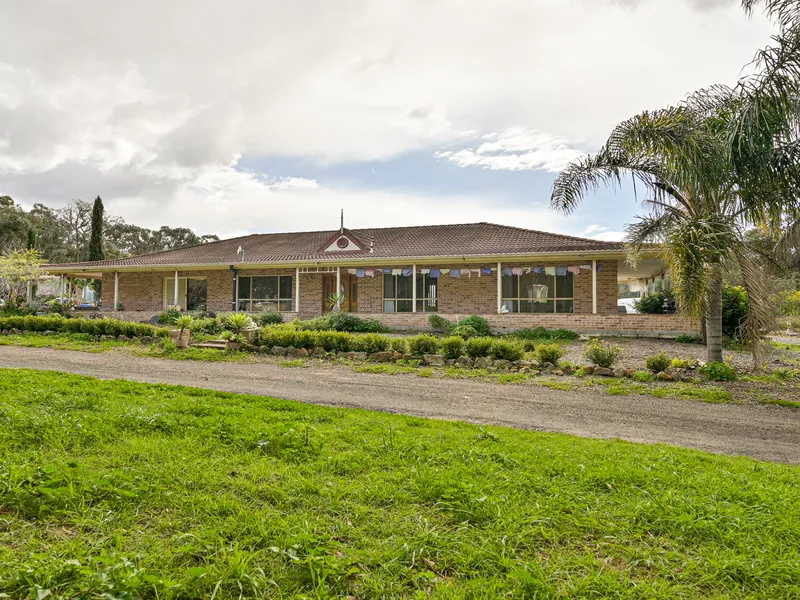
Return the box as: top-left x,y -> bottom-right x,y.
1,345 -> 798,464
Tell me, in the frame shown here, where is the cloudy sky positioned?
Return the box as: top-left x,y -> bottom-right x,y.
0,0 -> 775,241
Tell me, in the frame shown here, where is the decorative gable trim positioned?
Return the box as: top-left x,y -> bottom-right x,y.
318,228 -> 365,253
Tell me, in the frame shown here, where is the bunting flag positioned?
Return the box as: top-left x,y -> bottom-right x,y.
441,268 -> 451,274
580,264 -> 591,270
568,265 -> 580,275
596,264 -> 603,272
356,269 -> 365,278
534,267 -> 544,274
555,266 -> 568,276
401,268 -> 412,277
421,268 -> 430,274
511,267 -> 523,276
545,266 -> 555,276
347,268 -> 357,275
502,267 -> 512,276
450,268 -> 460,277
382,268 -> 392,274
392,268 -> 402,275
365,269 -> 375,277
430,268 -> 441,278
481,268 -> 493,275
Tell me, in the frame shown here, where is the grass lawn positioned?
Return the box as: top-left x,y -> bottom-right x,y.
1,370 -> 798,598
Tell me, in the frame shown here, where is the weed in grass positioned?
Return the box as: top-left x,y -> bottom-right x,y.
281,359 -> 307,368
536,379 -> 577,391
0,369 -> 799,598
352,364 -> 417,375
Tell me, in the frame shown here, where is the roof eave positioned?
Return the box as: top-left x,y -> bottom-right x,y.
44,246 -> 660,275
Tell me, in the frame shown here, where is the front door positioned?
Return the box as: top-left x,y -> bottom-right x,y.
321,274 -> 357,313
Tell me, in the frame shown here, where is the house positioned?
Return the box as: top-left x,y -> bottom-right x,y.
44,222 -> 698,336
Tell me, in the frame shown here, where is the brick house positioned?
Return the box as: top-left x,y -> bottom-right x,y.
45,222 -> 697,336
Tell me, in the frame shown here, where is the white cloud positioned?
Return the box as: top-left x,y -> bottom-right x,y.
435,127 -> 585,172
582,225 -> 626,241
0,0 -> 776,238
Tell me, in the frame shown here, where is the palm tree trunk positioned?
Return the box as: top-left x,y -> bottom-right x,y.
706,269 -> 723,363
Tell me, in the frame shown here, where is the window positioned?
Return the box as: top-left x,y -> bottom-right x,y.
502,270 -> 573,313
164,277 -> 207,311
383,273 -> 439,313
383,273 -> 412,313
416,274 -> 438,312
237,275 -> 293,312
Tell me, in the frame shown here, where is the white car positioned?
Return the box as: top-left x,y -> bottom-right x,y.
617,298 -> 640,314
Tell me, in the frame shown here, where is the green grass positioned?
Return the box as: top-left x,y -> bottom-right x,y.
0,333 -> 131,353
0,369 -> 798,598
281,359 -> 308,368
587,378 -> 733,403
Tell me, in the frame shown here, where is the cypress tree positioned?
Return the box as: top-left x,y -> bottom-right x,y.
89,196 -> 105,301
89,196 -> 105,261
26,229 -> 36,250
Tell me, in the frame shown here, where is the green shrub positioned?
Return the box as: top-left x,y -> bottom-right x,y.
780,290 -> 800,317
699,362 -> 737,382
292,329 -> 316,349
390,338 -> 408,354
535,343 -> 565,365
408,334 -> 440,355
671,358 -> 696,370
259,325 -> 298,348
465,336 -> 493,358
440,336 -> 465,359
314,330 -> 353,352
549,328 -> 580,340
450,324 -> 479,340
510,327 -> 579,341
428,314 -> 450,330
675,334 -> 702,344
0,315 -> 166,339
225,312 -> 254,334
353,333 -> 391,354
296,313 -> 388,333
191,317 -> 224,335
490,339 -> 524,362
157,309 -> 181,325
634,289 -> 674,314
722,285 -> 749,341
458,315 -> 492,337
582,340 -> 622,368
632,370 -> 656,382
645,352 -> 671,373
255,311 -> 283,326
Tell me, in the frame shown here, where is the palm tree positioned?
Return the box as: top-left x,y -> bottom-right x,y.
551,1 -> 800,365
552,102 -> 796,364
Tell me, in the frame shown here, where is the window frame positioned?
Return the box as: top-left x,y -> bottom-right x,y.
382,272 -> 413,313
163,276 -> 208,311
501,269 -> 574,314
237,275 -> 293,312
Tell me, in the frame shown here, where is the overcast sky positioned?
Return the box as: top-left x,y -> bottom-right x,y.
0,0 -> 775,241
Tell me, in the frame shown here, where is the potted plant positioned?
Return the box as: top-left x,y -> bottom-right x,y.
327,292 -> 344,313
222,330 -> 245,351
224,312 -> 254,349
170,314 -> 194,348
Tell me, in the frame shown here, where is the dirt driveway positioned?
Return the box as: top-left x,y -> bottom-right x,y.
1,345 -> 798,464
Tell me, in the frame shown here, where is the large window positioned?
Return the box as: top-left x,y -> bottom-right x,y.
383,273 -> 439,313
237,276 -> 293,312
164,277 -> 207,311
502,270 -> 574,313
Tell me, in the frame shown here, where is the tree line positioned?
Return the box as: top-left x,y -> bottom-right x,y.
0,195 -> 219,263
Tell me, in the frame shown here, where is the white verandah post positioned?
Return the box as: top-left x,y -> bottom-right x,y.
412,264 -> 417,313
174,270 -> 179,310
496,262 -> 502,314
114,272 -> 120,311
592,259 -> 597,315
295,267 -> 300,315
336,266 -> 341,310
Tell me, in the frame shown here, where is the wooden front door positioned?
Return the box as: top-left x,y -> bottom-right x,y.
321,274 -> 358,313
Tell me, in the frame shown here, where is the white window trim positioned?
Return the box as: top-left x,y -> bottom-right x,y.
163,276 -> 207,310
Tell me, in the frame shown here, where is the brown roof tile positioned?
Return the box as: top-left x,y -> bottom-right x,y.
47,222 -> 625,269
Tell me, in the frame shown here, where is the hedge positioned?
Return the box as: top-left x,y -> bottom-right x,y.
0,315 -> 169,339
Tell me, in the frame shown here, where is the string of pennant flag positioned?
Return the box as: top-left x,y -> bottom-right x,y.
345,264 -> 602,278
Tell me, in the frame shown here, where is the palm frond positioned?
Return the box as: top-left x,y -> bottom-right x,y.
734,244 -> 777,366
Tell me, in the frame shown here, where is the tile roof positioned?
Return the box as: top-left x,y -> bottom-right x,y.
47,222 -> 625,269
